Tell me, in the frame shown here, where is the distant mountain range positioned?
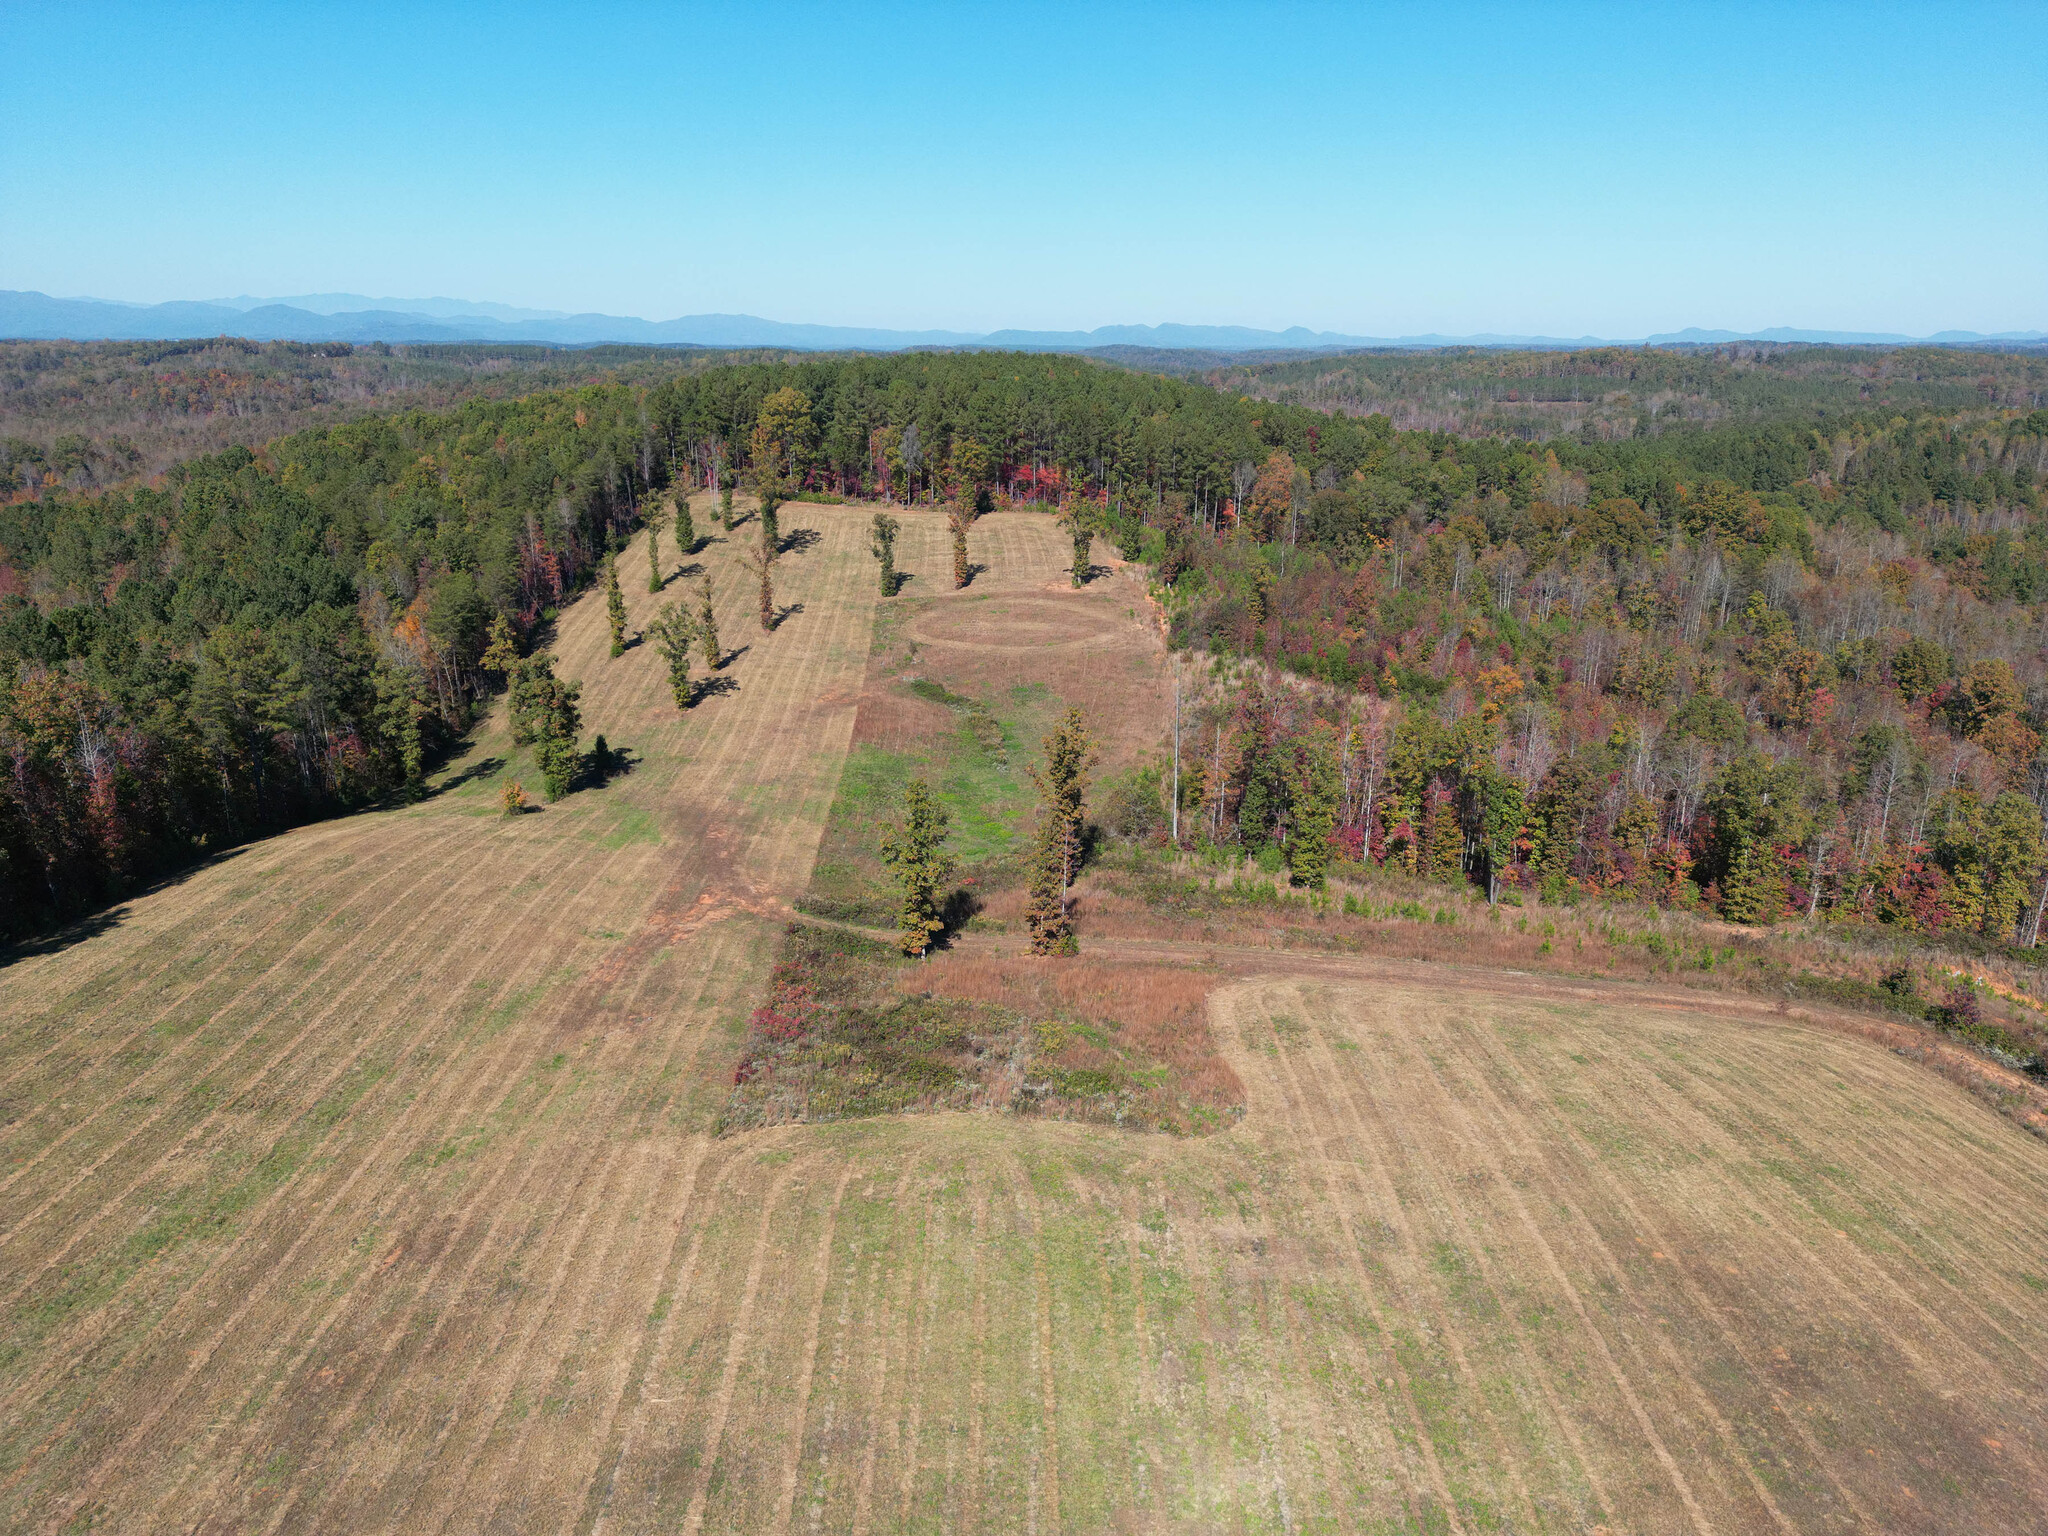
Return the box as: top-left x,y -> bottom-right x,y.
2,291 -> 2041,353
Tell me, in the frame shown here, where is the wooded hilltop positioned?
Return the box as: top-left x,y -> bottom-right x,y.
5,344 -> 2048,957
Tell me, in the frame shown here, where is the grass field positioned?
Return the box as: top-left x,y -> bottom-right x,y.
4,504 -> 2046,1532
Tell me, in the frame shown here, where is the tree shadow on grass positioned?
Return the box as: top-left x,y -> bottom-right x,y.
692,674 -> 741,704
579,738 -> 638,791
778,526 -> 823,557
0,904 -> 132,968
935,886 -> 984,948
0,844 -> 256,969
717,643 -> 750,670
424,755 -> 506,800
770,603 -> 805,631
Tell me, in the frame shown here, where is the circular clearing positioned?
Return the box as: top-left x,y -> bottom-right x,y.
907,594 -> 1125,652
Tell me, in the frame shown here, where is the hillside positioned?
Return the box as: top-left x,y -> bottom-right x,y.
4,497 -> 2045,1529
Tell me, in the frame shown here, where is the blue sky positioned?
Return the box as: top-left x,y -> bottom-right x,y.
3,1 -> 2042,335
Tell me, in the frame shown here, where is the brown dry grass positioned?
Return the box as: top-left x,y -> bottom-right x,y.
3,495 -> 2045,1532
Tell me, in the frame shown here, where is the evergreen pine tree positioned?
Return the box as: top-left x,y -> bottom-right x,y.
759,491 -> 780,554
645,503 -> 668,593
949,490 -> 973,588
377,663 -> 427,800
1026,708 -> 1095,954
1024,817 -> 1073,955
508,654 -> 582,799
673,491 -> 696,556
953,513 -> 971,587
719,483 -> 735,531
605,552 -> 627,657
880,778 -> 955,955
534,672 -> 583,801
1288,722 -> 1340,889
698,574 -> 722,669
746,550 -> 776,631
871,512 -> 900,596
481,613 -> 519,679
748,514 -> 779,631
646,600 -> 693,709
1057,497 -> 1095,587
1720,841 -> 1786,924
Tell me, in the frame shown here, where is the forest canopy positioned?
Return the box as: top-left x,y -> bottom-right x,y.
4,341 -> 2048,946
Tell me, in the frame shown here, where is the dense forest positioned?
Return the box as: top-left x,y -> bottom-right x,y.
1201,342 -> 2048,441
0,337 -> 780,489
5,343 -> 2048,951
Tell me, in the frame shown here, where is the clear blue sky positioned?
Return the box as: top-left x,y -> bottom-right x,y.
4,1 -> 2042,336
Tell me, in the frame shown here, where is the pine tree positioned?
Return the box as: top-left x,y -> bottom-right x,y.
719,483 -> 735,531
508,654 -> 582,800
1024,817 -> 1074,956
377,663 -> 426,800
1720,841 -> 1787,924
745,549 -> 777,631
400,698 -> 424,801
1288,721 -> 1340,889
880,778 -> 955,955
1057,497 -> 1095,587
644,502 -> 668,593
646,600 -> 693,709
698,574 -> 722,669
481,613 -> 519,679
759,491 -> 781,555
747,512 -> 780,631
949,499 -> 972,588
871,512 -> 900,596
1026,708 -> 1095,954
673,491 -> 696,556
605,552 -> 627,657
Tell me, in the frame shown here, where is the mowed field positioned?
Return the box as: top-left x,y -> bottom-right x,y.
3,508 -> 2047,1533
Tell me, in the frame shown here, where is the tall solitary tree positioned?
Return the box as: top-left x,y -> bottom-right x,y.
718,482 -> 735,531
1057,497 -> 1096,587
672,490 -> 696,556
698,573 -> 722,669
949,496 -> 973,589
743,544 -> 779,631
870,512 -> 900,596
646,599 -> 693,709
880,778 -> 955,955
644,502 -> 669,593
605,552 -> 628,657
509,655 -> 583,801
1025,707 -> 1095,954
